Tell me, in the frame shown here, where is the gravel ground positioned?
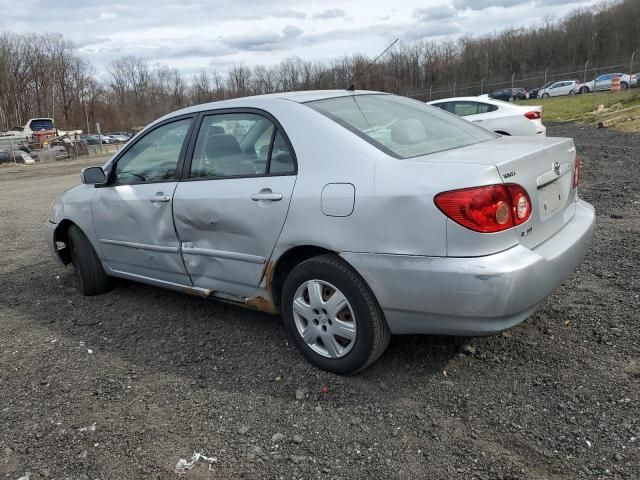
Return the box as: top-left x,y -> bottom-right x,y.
1,124 -> 638,480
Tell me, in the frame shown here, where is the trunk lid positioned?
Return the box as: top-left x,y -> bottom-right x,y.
415,136 -> 578,249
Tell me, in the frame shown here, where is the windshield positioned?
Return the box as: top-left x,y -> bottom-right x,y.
306,94 -> 496,159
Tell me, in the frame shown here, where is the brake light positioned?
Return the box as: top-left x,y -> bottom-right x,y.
573,155 -> 581,189
434,184 -> 532,233
524,111 -> 541,120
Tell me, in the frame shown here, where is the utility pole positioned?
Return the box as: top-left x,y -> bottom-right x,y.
544,66 -> 550,87
583,60 -> 590,85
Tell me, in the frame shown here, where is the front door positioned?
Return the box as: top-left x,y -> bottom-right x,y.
173,111 -> 297,298
92,116 -> 194,285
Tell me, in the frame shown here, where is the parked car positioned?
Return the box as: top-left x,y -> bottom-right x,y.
105,133 -> 130,142
0,148 -> 36,164
47,90 -> 595,373
428,97 -> 545,136
538,80 -> 581,97
80,134 -> 101,146
529,82 -> 554,99
579,73 -> 635,93
489,88 -> 518,101
513,88 -> 529,100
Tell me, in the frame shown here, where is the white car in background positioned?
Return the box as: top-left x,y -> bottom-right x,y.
428,97 -> 546,136
537,80 -> 581,98
579,73 -> 637,93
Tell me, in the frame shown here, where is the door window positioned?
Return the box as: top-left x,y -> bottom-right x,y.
448,102 -> 497,117
190,112 -> 295,178
113,118 -> 192,185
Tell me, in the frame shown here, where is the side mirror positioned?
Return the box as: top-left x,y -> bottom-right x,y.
81,166 -> 107,185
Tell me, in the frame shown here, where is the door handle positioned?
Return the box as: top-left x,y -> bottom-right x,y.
251,191 -> 282,202
149,193 -> 171,203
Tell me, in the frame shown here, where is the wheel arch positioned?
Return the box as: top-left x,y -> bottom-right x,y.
52,219 -> 78,265
494,130 -> 511,136
268,245 -> 334,309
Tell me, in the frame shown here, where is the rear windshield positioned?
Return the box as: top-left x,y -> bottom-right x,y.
29,119 -> 55,131
305,94 -> 496,159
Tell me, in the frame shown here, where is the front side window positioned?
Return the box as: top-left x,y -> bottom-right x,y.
190,112 -> 295,178
114,118 -> 191,184
306,94 -> 496,159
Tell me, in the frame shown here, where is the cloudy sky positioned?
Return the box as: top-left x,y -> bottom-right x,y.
0,0 -> 599,77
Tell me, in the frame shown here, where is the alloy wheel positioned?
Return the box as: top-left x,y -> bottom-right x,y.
292,279 -> 357,358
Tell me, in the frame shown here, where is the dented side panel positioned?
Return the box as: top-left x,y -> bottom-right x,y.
173,175 -> 296,298
92,182 -> 191,285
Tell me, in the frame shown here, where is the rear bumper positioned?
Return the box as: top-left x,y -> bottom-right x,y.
341,199 -> 595,336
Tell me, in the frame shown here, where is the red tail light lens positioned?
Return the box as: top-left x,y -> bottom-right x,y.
573,155 -> 581,189
524,111 -> 542,120
434,184 -> 532,233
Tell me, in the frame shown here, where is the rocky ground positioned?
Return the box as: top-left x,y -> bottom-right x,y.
0,124 -> 638,479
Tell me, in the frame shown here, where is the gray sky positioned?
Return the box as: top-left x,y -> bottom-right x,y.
0,0 -> 599,77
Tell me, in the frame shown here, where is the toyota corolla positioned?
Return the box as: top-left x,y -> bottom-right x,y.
47,90 -> 595,374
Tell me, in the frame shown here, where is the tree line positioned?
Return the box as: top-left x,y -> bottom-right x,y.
0,0 -> 638,132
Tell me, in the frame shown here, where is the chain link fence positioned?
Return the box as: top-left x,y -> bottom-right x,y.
407,54 -> 638,101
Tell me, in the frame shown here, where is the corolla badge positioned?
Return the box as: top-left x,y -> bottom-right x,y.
553,161 -> 561,176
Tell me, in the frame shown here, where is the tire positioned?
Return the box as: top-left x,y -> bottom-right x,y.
542,93 -> 549,98
569,90 -> 575,95
281,254 -> 390,374
621,82 -> 629,90
581,87 -> 589,94
68,225 -> 112,296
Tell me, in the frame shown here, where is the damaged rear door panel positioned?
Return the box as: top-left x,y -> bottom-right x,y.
172,110 -> 297,299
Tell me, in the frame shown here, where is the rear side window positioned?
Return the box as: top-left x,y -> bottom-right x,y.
306,94 -> 496,159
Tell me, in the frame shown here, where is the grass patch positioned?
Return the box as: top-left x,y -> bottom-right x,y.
516,90 -> 640,132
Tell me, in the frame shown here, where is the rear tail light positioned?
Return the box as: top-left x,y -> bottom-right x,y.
524,111 -> 542,120
573,155 -> 581,189
434,184 -> 532,233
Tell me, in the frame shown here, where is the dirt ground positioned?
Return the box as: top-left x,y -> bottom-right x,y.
1,124 -> 638,480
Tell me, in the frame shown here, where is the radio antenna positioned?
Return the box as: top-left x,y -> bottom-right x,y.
346,38 -> 399,91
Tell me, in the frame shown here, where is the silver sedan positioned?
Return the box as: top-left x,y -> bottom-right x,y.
47,90 -> 595,374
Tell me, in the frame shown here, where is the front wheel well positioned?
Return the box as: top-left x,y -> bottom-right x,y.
53,219 -> 77,264
269,245 -> 334,309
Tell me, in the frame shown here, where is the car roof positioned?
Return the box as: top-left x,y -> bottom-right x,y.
428,96 -> 505,104
151,89 -> 388,126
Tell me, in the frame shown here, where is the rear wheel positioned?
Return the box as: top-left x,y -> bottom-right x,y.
68,225 -> 112,296
281,254 -> 390,374
621,82 -> 629,90
542,93 -> 549,98
580,86 -> 589,94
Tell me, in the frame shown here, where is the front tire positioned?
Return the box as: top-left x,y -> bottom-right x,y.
281,254 -> 390,374
68,225 -> 112,296
542,93 -> 549,98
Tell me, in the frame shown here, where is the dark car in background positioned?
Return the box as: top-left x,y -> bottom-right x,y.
489,88 -> 527,101
489,88 -> 516,101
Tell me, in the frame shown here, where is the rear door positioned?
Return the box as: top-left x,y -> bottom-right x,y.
172,110 -> 297,298
448,101 -> 495,129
